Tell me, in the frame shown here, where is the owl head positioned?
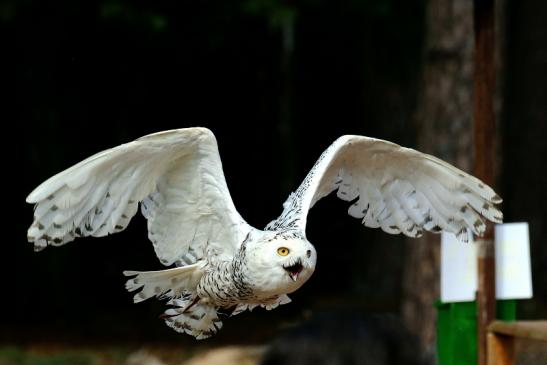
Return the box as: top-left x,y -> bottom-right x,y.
244,231 -> 317,297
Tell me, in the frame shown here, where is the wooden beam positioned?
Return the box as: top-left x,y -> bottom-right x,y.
473,0 -> 497,365
489,320 -> 547,341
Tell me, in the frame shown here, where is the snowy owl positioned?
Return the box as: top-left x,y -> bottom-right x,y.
26,127 -> 502,339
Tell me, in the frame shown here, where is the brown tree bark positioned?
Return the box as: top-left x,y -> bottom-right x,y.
401,0 -> 475,362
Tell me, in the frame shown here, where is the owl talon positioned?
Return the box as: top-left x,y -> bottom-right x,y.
182,296 -> 201,313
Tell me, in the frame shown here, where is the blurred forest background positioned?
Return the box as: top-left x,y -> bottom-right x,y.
4,0 -> 547,364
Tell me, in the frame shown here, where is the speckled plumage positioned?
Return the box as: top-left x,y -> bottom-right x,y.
26,127 -> 502,339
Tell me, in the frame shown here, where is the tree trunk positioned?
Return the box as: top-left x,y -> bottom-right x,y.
401,0 -> 474,362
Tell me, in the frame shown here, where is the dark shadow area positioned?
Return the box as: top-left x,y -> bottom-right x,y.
261,312 -> 424,365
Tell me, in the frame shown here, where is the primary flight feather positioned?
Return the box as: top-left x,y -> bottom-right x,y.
26,127 -> 502,339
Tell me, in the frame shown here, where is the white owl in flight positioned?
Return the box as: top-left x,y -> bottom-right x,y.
26,128 -> 502,339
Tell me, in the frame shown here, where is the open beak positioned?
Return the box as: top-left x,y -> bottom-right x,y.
283,260 -> 304,282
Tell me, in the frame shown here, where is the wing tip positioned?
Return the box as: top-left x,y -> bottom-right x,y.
491,194 -> 503,204
25,190 -> 41,204
26,186 -> 58,204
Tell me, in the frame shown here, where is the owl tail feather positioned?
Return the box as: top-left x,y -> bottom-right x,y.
123,261 -> 204,303
163,297 -> 222,340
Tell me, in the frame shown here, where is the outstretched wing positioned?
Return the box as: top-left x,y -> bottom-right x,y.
26,127 -> 253,265
265,135 -> 502,242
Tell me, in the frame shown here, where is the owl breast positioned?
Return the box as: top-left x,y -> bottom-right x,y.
195,260 -> 251,307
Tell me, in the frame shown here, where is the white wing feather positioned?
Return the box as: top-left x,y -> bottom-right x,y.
26,127 -> 252,265
266,135 -> 502,242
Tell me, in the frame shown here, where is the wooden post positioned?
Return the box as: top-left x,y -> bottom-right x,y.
473,1 -> 496,365
487,333 -> 515,365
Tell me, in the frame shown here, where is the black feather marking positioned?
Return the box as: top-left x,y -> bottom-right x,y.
51,205 -> 58,211
202,329 -> 215,337
431,225 -> 442,233
40,234 -> 52,242
177,322 -> 192,330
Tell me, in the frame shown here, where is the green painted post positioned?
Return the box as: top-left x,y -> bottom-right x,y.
436,300 -> 516,365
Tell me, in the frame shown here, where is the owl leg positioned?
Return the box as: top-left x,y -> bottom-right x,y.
261,294 -> 292,311
159,294 -> 203,321
231,295 -> 292,315
163,297 -> 222,340
182,295 -> 201,313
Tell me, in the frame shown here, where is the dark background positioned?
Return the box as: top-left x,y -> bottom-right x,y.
3,0 -> 546,355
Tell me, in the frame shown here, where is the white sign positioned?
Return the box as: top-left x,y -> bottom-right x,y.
440,222 -> 533,303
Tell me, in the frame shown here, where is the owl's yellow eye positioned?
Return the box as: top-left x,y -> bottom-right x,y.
277,247 -> 290,256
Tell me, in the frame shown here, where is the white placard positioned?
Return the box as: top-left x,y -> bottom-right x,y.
441,232 -> 478,302
495,223 -> 533,300
440,222 -> 533,302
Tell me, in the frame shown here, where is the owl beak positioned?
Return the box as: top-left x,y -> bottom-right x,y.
283,260 -> 303,282
289,272 -> 299,282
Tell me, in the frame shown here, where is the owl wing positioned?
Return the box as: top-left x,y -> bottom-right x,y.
26,127 -> 253,266
265,135 -> 502,242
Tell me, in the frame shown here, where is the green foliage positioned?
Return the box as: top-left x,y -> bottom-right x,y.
243,0 -> 297,30
0,346 -> 97,365
100,1 -> 167,31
